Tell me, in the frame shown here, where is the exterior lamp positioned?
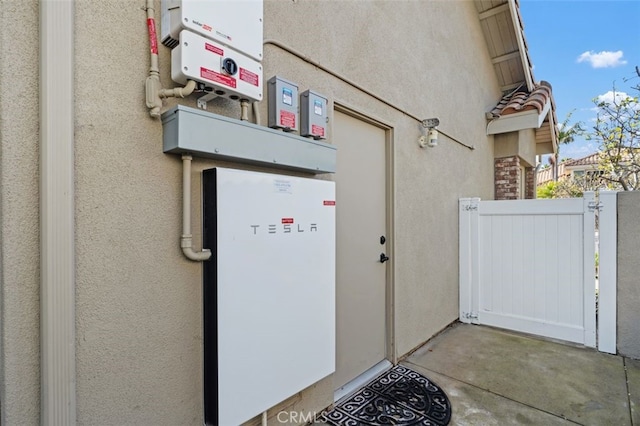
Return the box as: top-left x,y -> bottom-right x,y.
419,118 -> 439,148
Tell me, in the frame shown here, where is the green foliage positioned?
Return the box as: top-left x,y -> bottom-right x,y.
557,111 -> 585,147
537,172 -> 607,199
586,85 -> 640,190
536,181 -> 557,198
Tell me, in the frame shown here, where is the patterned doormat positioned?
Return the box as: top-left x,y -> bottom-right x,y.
321,365 -> 451,426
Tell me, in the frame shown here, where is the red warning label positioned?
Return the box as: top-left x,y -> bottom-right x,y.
239,68 -> 259,87
205,43 -> 223,56
281,218 -> 294,224
200,67 -> 236,89
280,110 -> 296,128
323,201 -> 336,206
147,19 -> 158,55
312,124 -> 325,137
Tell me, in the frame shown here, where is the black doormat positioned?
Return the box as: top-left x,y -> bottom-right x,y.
321,365 -> 451,426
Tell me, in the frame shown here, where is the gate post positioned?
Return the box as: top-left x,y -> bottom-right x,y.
459,198 -> 480,324
598,191 -> 617,354
583,192 -> 597,348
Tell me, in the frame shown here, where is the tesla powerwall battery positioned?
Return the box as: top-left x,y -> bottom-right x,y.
202,168 -> 336,426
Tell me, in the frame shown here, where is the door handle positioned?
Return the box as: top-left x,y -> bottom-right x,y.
379,253 -> 390,263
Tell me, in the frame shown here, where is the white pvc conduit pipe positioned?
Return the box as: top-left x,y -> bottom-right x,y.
145,0 -> 196,118
252,101 -> 261,125
181,155 -> 212,262
240,100 -> 250,121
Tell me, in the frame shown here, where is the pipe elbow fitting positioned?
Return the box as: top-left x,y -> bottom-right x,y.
181,235 -> 212,262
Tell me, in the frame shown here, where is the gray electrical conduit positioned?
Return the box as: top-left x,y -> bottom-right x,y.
263,39 -> 475,150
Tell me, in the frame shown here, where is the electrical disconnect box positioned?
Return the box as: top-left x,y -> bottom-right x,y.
161,0 -> 263,61
268,76 -> 299,132
171,30 -> 262,102
300,90 -> 328,140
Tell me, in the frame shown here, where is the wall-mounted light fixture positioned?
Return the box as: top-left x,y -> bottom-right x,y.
419,118 -> 439,148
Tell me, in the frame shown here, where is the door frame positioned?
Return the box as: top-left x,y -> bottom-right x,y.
332,101 -> 396,366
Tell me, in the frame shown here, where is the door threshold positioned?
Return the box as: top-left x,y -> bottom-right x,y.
334,360 -> 392,403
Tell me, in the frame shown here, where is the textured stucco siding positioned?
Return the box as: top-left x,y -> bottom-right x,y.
617,191 -> 640,359
1,0 -> 500,424
0,1 -> 41,424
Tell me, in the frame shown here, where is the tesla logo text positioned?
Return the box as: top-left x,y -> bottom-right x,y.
250,223 -> 318,235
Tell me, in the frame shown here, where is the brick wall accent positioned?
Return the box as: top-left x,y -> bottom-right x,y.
525,167 -> 535,199
495,155 -> 520,200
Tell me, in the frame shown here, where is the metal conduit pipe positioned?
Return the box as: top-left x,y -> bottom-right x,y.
181,154 -> 212,262
263,39 -> 474,150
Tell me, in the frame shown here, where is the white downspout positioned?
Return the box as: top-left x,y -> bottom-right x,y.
181,155 -> 212,262
40,0 -> 76,424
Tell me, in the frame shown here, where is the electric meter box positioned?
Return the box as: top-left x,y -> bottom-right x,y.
268,76 -> 299,132
300,90 -> 328,140
161,0 -> 263,62
172,30 -> 262,102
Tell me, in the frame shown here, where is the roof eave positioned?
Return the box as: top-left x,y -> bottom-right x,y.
486,98 -> 551,135
507,0 -> 535,91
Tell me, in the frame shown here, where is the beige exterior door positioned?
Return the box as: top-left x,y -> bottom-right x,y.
333,109 -> 388,389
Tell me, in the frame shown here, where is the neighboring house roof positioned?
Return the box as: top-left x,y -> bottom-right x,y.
564,152 -> 600,168
476,0 -> 558,155
537,153 -> 601,185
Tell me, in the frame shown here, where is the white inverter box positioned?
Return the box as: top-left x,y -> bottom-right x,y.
202,168 -> 336,426
171,30 -> 262,102
161,0 -> 263,62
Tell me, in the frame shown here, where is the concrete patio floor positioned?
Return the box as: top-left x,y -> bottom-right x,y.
402,322 -> 639,425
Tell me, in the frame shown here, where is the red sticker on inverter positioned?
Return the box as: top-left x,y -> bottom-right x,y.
280,110 -> 296,128
205,43 -> 223,56
312,124 -> 325,137
200,67 -> 236,88
239,68 -> 259,87
282,218 -> 294,224
323,201 -> 336,206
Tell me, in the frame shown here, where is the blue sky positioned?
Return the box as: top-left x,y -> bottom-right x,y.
519,0 -> 640,161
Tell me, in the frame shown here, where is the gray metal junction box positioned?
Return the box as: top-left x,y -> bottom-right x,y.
268,76 -> 299,132
300,90 -> 328,140
161,105 -> 336,174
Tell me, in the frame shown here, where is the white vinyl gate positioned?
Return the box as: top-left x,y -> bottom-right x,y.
459,192 -> 617,353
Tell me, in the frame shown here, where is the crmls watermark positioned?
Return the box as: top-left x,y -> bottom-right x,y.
276,410 -> 324,424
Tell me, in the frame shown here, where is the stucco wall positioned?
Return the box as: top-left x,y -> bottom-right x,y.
1,0 -> 500,424
0,1 -> 41,424
264,0 -> 498,361
617,191 -> 640,359
494,129 -> 536,167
